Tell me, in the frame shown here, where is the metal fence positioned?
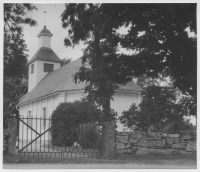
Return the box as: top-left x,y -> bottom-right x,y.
18,116 -> 101,158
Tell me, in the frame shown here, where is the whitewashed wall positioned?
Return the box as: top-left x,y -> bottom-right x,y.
65,91 -> 85,103
39,35 -> 51,48
28,61 -> 37,92
18,90 -> 141,143
64,90 -> 141,131
111,91 -> 141,131
18,93 -> 64,142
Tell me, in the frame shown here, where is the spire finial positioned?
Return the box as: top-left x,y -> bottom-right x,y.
44,11 -> 47,26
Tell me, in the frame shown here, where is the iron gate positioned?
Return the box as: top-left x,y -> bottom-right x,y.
18,116 -> 101,158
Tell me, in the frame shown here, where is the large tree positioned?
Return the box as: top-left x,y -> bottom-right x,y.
4,3 -> 37,126
61,3 -> 196,156
3,77 -> 28,128
4,3 -> 37,78
61,3 -> 196,116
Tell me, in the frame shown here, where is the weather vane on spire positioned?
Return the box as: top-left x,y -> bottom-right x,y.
44,11 -> 47,27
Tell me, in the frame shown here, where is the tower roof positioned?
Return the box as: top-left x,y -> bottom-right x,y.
28,47 -> 62,64
37,26 -> 53,37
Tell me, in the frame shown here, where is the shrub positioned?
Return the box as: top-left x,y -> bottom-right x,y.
119,85 -> 194,132
50,100 -> 102,147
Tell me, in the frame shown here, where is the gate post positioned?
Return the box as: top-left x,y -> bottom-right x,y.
102,120 -> 116,159
7,114 -> 18,155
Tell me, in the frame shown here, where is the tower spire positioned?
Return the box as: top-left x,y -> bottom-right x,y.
44,11 -> 47,26
37,24 -> 53,48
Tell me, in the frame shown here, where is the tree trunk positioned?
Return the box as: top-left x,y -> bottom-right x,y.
103,120 -> 116,159
93,22 -> 115,158
101,97 -> 112,158
7,116 -> 18,155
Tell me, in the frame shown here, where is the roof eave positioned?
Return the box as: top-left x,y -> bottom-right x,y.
18,88 -> 142,106
28,59 -> 62,65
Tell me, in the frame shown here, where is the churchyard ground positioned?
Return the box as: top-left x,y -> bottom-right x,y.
3,152 -> 197,169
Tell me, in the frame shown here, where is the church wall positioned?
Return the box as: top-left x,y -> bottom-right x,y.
111,91 -> 141,131
47,97 -> 53,118
18,92 -> 64,142
18,90 -> 141,142
65,90 -> 85,102
64,90 -> 141,131
28,61 -> 37,92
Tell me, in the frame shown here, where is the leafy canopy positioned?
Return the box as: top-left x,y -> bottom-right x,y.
61,57 -> 72,66
4,3 -> 37,78
3,77 -> 28,128
4,4 -> 37,126
4,78 -> 27,116
61,3 -> 135,110
61,3 -> 196,115
134,74 -> 169,89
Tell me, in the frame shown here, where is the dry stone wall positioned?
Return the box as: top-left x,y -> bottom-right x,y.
116,131 -> 196,155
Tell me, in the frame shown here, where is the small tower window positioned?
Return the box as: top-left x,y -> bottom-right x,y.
31,64 -> 34,74
44,63 -> 54,72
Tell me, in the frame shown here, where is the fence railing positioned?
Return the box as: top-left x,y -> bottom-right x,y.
18,116 -> 101,158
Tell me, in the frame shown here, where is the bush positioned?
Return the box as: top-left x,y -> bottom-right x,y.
50,100 -> 101,147
119,85 -> 194,132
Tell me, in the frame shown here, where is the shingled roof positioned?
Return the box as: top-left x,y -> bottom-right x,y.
19,59 -> 142,105
28,47 -> 62,65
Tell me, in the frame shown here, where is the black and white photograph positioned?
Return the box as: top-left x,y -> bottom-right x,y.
3,1 -> 197,169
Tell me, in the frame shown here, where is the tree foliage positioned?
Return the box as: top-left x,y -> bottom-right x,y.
61,3 -> 196,116
4,4 -> 37,126
119,85 -> 194,132
134,74 -> 169,89
4,3 -> 37,78
3,77 -> 28,127
61,57 -> 72,66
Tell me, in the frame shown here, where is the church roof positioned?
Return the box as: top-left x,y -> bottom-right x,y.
19,59 -> 142,105
28,47 -> 62,65
37,26 -> 53,37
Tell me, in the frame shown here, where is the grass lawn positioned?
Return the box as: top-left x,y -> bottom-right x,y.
3,153 -> 197,166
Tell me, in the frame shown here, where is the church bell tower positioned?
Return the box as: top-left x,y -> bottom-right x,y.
28,26 -> 62,92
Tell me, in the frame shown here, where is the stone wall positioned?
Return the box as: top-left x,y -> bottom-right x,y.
116,131 -> 196,155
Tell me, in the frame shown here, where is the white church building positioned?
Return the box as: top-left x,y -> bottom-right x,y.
17,26 -> 142,141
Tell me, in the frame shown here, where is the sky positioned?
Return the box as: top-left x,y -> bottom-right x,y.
23,3 -> 87,62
